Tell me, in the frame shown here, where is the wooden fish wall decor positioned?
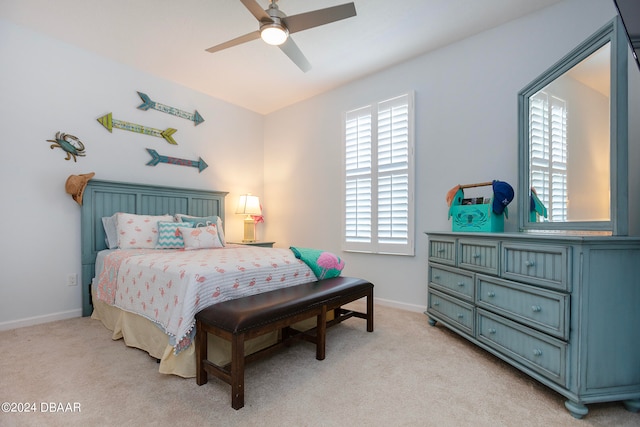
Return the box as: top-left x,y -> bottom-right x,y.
146,148 -> 208,172
137,92 -> 204,126
97,112 -> 178,145
48,132 -> 86,162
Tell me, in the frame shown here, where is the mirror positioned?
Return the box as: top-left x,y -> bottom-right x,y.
528,44 -> 611,224
614,0 -> 640,72
518,18 -> 629,235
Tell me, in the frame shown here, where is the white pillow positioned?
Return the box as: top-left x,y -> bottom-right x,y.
116,213 -> 174,249
101,214 -> 118,249
175,214 -> 225,246
178,225 -> 224,250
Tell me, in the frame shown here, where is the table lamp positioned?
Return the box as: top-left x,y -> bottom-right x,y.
236,194 -> 261,242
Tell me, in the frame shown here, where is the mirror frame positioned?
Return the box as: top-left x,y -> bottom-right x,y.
518,17 -> 629,235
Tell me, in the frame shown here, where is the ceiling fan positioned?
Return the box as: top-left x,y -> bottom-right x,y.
205,0 -> 357,72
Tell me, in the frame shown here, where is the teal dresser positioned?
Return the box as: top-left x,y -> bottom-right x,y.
425,231 -> 640,419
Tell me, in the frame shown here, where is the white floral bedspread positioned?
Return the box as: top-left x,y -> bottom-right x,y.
95,246 -> 315,353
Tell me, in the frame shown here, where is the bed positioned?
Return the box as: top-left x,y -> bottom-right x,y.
81,179 -> 335,378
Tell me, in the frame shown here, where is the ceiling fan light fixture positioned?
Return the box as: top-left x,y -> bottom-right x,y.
260,23 -> 288,46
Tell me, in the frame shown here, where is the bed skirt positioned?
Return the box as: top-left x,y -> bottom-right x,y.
90,286 -> 282,378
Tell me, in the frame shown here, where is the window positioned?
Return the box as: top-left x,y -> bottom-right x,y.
529,91 -> 568,222
343,92 -> 415,256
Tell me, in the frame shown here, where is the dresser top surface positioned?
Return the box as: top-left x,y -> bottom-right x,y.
425,231 -> 640,244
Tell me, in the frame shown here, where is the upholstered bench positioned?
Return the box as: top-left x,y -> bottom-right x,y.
195,276 -> 374,409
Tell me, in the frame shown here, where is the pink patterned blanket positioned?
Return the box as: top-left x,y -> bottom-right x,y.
95,246 -> 315,353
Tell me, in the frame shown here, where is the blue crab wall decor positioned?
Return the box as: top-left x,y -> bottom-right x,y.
48,132 -> 86,162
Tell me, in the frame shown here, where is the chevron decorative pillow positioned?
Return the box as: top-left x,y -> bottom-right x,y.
156,221 -> 193,249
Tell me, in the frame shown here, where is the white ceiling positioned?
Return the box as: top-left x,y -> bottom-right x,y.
0,0 -> 563,114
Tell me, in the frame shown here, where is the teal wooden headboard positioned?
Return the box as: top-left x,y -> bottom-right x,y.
80,180 -> 228,316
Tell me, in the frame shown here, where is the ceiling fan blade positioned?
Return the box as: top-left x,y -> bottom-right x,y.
283,3 -> 356,34
205,30 -> 261,53
240,0 -> 272,22
279,37 -> 311,72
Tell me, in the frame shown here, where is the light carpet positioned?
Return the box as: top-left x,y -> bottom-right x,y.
0,302 -> 637,427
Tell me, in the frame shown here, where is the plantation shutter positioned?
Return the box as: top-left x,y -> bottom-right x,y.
529,95 -> 550,208
529,91 -> 567,222
345,106 -> 373,243
550,100 -> 568,221
377,96 -> 410,245
343,93 -> 414,255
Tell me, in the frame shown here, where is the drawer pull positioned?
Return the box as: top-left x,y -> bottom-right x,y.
531,305 -> 542,312
457,313 -> 464,319
533,349 -> 543,357
473,254 -> 481,259
434,275 -> 441,280
487,291 -> 496,298
488,328 -> 497,334
525,260 -> 536,267
457,282 -> 465,287
433,301 -> 440,307
437,249 -> 445,253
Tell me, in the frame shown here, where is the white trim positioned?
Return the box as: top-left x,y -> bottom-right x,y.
0,309 -> 82,331
373,296 -> 425,313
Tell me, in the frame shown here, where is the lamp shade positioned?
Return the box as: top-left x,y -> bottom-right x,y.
236,194 -> 261,216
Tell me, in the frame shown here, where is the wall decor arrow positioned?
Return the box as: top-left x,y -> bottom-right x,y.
137,92 -> 204,126
97,112 -> 178,145
146,148 -> 208,173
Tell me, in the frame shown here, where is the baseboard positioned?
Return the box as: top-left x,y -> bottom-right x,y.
0,309 -> 82,331
373,297 -> 425,313
0,300 -> 424,331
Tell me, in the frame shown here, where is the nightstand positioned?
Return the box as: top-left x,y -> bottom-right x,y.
228,241 -> 275,248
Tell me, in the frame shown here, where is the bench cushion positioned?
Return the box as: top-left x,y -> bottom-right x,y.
195,277 -> 372,334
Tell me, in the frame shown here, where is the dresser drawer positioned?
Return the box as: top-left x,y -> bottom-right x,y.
458,238 -> 499,275
476,275 -> 569,340
501,243 -> 569,291
477,309 -> 567,386
429,264 -> 474,302
427,288 -> 474,336
428,236 -> 456,266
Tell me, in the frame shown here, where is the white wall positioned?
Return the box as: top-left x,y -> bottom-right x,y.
263,0 -> 628,311
0,19 -> 265,328
563,79 -> 610,220
2,0 -> 637,328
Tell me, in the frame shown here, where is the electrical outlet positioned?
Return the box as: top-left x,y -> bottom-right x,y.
67,273 -> 78,286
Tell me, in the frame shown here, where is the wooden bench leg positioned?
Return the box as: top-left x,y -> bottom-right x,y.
367,289 -> 374,332
282,326 -> 293,346
316,305 -> 327,360
230,333 -> 245,410
195,320 -> 208,386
